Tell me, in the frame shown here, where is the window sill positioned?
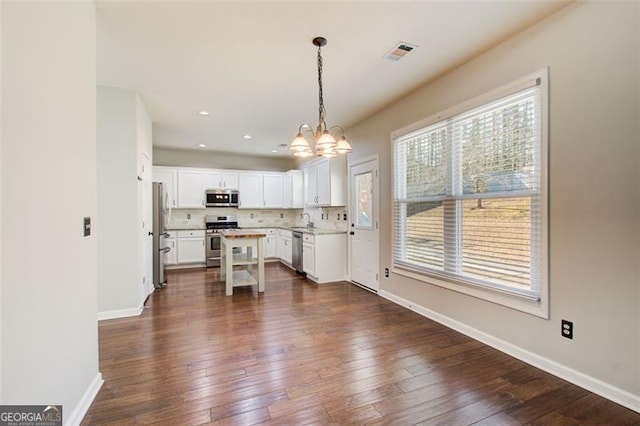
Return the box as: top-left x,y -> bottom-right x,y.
392,266 -> 549,319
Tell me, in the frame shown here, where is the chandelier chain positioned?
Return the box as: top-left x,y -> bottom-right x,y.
317,44 -> 326,129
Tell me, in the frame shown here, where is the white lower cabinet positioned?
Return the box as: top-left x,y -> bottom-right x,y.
164,233 -> 177,266
265,229 -> 277,258
176,230 -> 205,264
278,230 -> 293,266
302,233 -> 347,283
302,238 -> 315,276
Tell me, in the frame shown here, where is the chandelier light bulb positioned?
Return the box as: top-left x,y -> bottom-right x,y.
289,133 -> 310,152
335,136 -> 353,154
316,130 -> 337,148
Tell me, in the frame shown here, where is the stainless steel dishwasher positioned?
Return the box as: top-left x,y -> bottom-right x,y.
292,231 -> 304,273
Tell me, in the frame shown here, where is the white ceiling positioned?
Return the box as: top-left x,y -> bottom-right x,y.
96,1 -> 569,158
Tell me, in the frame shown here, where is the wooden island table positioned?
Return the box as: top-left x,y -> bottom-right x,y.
220,229 -> 266,296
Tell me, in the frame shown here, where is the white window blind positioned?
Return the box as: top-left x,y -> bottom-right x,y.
393,76 -> 546,301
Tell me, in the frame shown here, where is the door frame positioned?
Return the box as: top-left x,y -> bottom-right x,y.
140,151 -> 154,301
347,155 -> 379,291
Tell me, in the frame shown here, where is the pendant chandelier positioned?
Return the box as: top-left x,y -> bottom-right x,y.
289,37 -> 352,158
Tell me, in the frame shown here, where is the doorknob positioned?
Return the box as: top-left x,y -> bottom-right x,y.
148,231 -> 153,236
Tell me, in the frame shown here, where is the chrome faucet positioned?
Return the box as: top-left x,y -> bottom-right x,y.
303,212 -> 314,229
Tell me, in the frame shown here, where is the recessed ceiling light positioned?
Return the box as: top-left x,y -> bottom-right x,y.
198,111 -> 210,116
243,134 -> 252,139
198,144 -> 206,148
271,150 -> 278,153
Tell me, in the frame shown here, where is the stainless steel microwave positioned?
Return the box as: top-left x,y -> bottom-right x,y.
205,189 -> 239,207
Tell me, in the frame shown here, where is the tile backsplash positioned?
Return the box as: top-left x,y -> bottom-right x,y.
167,206 -> 348,231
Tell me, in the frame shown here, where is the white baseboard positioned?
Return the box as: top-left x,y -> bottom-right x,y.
65,372 -> 103,426
97,305 -> 143,321
379,290 -> 640,414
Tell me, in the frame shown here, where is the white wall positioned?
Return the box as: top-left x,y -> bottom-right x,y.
97,86 -> 150,317
154,147 -> 297,172
1,1 -> 101,422
348,1 -> 640,405
0,0 -> 4,404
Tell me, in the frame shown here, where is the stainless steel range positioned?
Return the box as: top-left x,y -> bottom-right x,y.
205,215 -> 239,267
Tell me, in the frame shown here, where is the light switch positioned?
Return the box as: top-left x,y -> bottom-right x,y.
84,217 -> 91,237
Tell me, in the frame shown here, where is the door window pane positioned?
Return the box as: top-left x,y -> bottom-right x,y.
355,172 -> 373,229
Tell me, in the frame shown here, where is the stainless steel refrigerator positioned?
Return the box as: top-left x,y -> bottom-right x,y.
152,182 -> 170,288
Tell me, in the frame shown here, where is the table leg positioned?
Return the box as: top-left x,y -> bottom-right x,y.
225,237 -> 233,296
258,237 -> 265,293
220,238 -> 226,281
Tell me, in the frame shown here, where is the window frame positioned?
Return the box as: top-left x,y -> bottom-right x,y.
391,69 -> 549,318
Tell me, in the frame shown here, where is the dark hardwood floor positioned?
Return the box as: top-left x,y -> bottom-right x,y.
83,263 -> 640,425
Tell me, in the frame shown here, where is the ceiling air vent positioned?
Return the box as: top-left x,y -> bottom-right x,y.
384,42 -> 418,61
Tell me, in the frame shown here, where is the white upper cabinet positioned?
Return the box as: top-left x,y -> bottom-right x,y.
153,166 -> 297,209
204,171 -> 239,190
304,165 -> 319,206
239,172 -> 286,209
238,172 -> 263,208
316,160 -> 332,205
263,173 -> 284,208
204,172 -> 221,190
303,156 -> 346,207
222,172 -> 239,190
153,167 -> 178,208
177,170 -> 205,208
284,170 -> 304,208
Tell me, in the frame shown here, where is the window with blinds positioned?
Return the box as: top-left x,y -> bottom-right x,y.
392,71 -> 548,308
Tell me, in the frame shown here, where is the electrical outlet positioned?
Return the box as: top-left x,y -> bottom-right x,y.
337,213 -> 340,220
561,320 -> 573,339
343,213 -> 347,220
280,213 -> 284,218
384,267 -> 389,278
321,213 -> 324,220
187,213 -> 191,220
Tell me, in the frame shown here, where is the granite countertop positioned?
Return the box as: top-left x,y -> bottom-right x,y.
166,226 -> 206,231
166,226 -> 347,235
240,226 -> 347,236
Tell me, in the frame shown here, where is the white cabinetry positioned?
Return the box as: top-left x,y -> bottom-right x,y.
238,173 -> 263,208
263,174 -> 284,208
205,171 -> 238,190
302,234 -> 315,276
284,170 -> 304,208
238,172 -> 286,209
277,229 -> 293,266
153,167 -> 178,208
176,230 -> 205,264
153,166 -> 301,210
302,233 -> 347,283
164,232 -> 177,265
265,229 -> 277,258
178,171 -> 205,208
303,157 -> 346,207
